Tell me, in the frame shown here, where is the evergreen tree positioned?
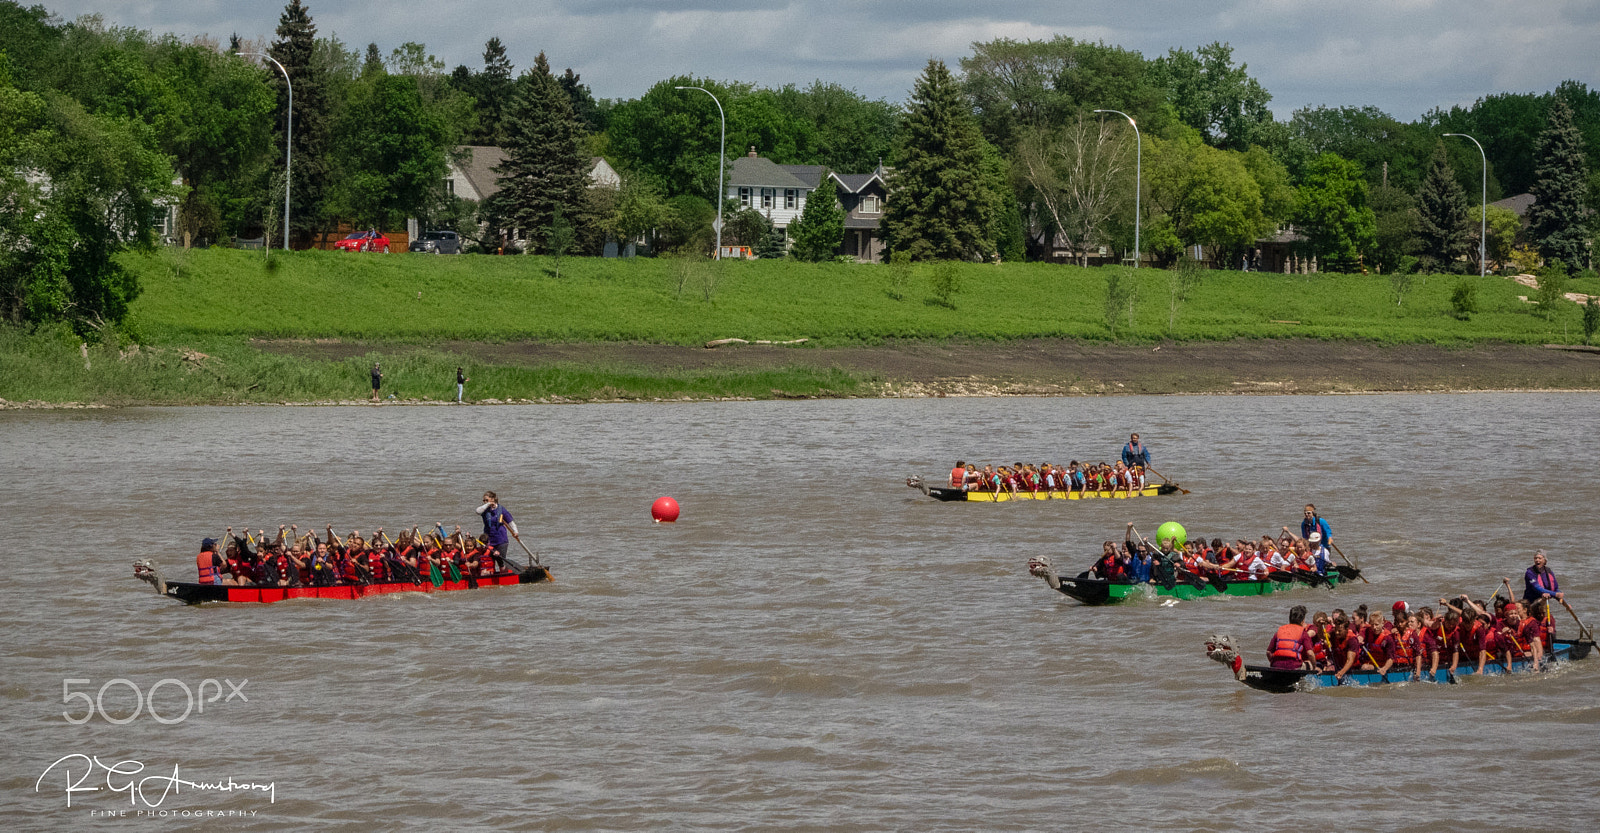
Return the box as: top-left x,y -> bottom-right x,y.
559,67 -> 602,133
267,0 -> 332,243
787,178 -> 844,261
493,53 -> 590,253
882,59 -> 995,261
470,37 -> 513,145
362,43 -> 384,77
1415,141 -> 1473,272
1527,98 -> 1592,270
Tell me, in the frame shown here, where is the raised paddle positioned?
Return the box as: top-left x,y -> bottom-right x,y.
1327,540 -> 1368,583
1143,467 -> 1188,494
1558,598 -> 1595,643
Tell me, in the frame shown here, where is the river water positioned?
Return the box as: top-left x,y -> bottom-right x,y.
2,393 -> 1596,831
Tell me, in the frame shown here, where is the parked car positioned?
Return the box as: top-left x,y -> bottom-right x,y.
409,230 -> 461,254
334,230 -> 389,252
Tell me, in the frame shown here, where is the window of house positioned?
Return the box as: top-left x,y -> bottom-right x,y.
761,188 -> 773,209
784,189 -> 797,210
739,187 -> 751,207
861,195 -> 880,213
444,178 -> 455,196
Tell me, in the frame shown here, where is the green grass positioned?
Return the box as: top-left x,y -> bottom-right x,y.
0,327 -> 867,405
124,248 -> 1591,345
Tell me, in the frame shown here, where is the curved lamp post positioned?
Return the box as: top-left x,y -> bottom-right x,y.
1094,109 -> 1140,267
675,86 -> 726,260
1443,133 -> 1487,277
241,52 -> 292,251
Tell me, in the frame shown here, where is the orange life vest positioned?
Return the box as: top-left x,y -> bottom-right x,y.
1271,623 -> 1306,662
197,550 -> 219,584
951,467 -> 965,488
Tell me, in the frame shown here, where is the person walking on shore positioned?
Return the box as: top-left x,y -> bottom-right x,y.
456,367 -> 469,403
370,362 -> 383,401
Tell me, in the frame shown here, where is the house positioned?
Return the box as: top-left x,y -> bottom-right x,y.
725,148 -> 889,262
428,146 -> 620,247
442,146 -> 619,203
727,148 -> 812,237
830,167 -> 888,263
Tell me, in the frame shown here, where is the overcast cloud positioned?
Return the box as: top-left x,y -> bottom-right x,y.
38,0 -> 1600,119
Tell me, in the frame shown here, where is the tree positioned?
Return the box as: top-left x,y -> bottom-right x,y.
1483,204 -> 1522,270
1527,98 -> 1593,270
724,204 -> 770,248
1103,268 -> 1136,338
559,67 -> 602,133
545,205 -> 574,277
1294,153 -> 1377,272
267,0 -> 332,243
1016,114 -> 1134,265
1368,185 -> 1418,274
1535,261 -> 1569,319
882,59 -> 995,261
603,176 -> 671,256
788,180 -> 844,261
457,37 -> 514,145
493,53 -> 590,253
769,81 -> 898,172
961,36 -> 1171,151
1144,129 -> 1271,261
1415,142 -> 1474,272
1156,42 -> 1273,151
327,73 -> 450,229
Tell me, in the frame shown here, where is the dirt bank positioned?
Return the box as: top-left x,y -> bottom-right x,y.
253,338 -> 1600,396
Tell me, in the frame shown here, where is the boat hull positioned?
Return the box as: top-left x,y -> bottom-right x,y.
1237,639 -> 1594,692
1050,569 -> 1351,606
925,484 -> 1179,502
159,567 -> 551,605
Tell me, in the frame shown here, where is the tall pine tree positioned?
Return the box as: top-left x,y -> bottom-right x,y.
1527,98 -> 1592,270
1415,141 -> 1473,272
268,0 -> 331,243
493,52 -> 589,253
882,59 -> 995,261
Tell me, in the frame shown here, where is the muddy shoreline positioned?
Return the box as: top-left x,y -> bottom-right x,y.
255,338 -> 1600,397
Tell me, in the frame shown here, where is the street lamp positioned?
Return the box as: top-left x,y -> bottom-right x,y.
675,86 -> 726,260
241,52 -> 292,251
1094,109 -> 1140,268
1443,133 -> 1487,277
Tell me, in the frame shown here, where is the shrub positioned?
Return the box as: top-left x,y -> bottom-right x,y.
1450,278 -> 1479,320
930,261 -> 961,308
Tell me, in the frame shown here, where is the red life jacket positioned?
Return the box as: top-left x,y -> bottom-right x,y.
366,550 -> 388,582
338,554 -> 361,584
1271,624 -> 1306,662
197,550 -> 219,584
950,467 -> 965,488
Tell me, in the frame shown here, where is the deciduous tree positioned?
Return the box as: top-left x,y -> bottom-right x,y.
1293,153 -> 1377,272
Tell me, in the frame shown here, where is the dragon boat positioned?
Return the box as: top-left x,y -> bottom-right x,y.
906,475 -> 1182,502
1205,634 -> 1594,692
1027,556 -> 1356,605
132,559 -> 551,605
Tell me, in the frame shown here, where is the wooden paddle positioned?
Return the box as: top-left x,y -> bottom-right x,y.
1558,598 -> 1595,643
1145,467 -> 1189,494
1326,540 -> 1368,583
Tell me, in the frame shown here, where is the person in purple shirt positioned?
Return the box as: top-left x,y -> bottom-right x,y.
476,490 -> 521,570
1522,550 -> 1562,603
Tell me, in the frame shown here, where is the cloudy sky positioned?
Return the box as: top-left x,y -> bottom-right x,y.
41,0 -> 1600,119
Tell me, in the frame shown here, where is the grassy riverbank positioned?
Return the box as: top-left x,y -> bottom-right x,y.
127,248 -> 1596,345
4,249 -> 1598,406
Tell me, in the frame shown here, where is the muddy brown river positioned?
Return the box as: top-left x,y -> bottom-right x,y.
2,393 -> 1596,830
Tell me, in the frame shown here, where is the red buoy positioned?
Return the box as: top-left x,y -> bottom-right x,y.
651,496 -> 680,523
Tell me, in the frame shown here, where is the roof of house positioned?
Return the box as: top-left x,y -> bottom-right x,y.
843,215 -> 882,230
779,164 -> 825,189
455,146 -> 507,200
831,172 -> 885,193
729,154 -> 810,189
1491,193 -> 1536,217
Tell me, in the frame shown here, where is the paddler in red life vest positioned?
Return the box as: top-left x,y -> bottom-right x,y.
1328,616 -> 1363,683
196,537 -> 224,585
1492,602 -> 1546,671
950,461 -> 967,490
1269,605 -> 1313,670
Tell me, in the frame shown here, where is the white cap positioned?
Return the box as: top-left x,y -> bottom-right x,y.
1309,532 -> 1322,542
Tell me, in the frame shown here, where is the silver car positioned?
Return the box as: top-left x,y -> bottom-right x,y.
409,230 -> 461,254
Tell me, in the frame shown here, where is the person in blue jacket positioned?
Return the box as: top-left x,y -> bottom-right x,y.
1121,433 -> 1151,469
1300,504 -> 1332,545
